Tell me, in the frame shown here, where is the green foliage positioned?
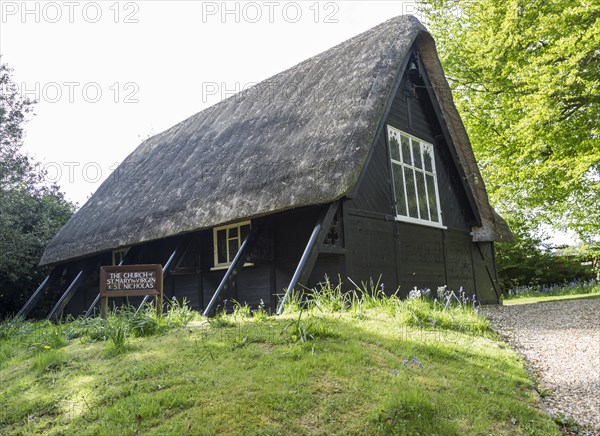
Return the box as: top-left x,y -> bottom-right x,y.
371,388 -> 456,435
396,287 -> 491,335
32,349 -> 68,374
253,299 -> 269,322
283,278 -> 490,336
102,300 -> 196,347
164,297 -> 196,326
207,306 -> 235,328
230,299 -> 252,321
419,1 -> 599,242
105,314 -> 130,352
29,322 -> 68,351
504,279 -> 599,302
281,309 -> 335,343
553,413 -> 580,433
0,315 -> 30,340
65,315 -> 107,341
0,61 -> 74,318
495,216 -> 595,288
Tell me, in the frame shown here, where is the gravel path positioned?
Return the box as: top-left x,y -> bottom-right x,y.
483,298 -> 600,434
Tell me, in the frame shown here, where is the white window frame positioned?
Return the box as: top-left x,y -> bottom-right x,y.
387,125 -> 446,229
211,221 -> 253,271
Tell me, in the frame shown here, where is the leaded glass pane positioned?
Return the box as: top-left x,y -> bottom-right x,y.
217,229 -> 227,264
426,174 -> 439,222
390,134 -> 400,162
228,238 -> 239,263
412,139 -> 423,169
404,168 -> 419,218
423,145 -> 433,172
393,164 -> 406,216
401,135 -> 411,165
416,171 -> 429,220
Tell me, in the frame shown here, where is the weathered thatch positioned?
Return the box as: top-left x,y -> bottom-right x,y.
40,15 -> 511,266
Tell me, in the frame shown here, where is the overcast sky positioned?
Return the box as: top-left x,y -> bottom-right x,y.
2,1 -> 423,205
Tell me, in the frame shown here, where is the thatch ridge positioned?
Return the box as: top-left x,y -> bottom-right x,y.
40,15 -> 511,266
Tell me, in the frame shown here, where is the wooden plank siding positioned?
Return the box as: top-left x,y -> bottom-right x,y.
471,242 -> 501,304
344,211 -> 398,292
343,50 -> 498,301
395,222 -> 446,296
443,229 -> 477,293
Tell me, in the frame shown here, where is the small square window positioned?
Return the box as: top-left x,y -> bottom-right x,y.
112,248 -> 129,266
212,221 -> 252,269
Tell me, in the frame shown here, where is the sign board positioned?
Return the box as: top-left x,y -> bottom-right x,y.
99,264 -> 163,317
100,264 -> 163,297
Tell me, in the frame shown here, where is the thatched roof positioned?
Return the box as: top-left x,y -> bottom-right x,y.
40,15 -> 512,266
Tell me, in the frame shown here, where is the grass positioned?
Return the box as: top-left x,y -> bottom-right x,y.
0,283 -> 561,435
504,279 -> 599,305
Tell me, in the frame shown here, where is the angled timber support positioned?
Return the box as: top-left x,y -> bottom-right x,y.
203,221 -> 264,317
17,273 -> 53,319
477,243 -> 501,301
136,238 -> 191,313
85,246 -> 138,317
85,293 -> 102,318
47,268 -> 89,320
277,201 -> 340,315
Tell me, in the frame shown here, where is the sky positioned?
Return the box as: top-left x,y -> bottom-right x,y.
0,1 -> 577,245
2,0 -> 424,204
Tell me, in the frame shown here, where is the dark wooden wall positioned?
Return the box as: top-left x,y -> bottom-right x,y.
344,48 -> 499,302
471,242 -> 501,304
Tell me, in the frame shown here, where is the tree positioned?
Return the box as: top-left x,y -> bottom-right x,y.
0,61 -> 74,318
494,213 -> 595,289
419,0 -> 599,242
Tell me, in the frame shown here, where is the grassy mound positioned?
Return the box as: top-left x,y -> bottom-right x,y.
0,284 -> 559,435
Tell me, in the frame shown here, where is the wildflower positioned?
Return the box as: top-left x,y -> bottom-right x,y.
391,369 -> 398,375
408,287 -> 421,299
402,356 -> 424,369
411,356 -> 424,369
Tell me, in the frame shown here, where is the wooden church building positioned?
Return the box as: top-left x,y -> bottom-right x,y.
20,15 -> 512,319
